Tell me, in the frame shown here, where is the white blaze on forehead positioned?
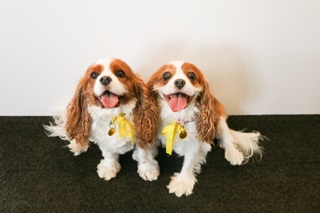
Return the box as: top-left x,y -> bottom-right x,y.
95,58 -> 114,66
169,61 -> 184,67
93,58 -> 127,97
168,61 -> 188,81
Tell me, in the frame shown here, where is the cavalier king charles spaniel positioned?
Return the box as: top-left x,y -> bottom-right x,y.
45,58 -> 159,181
147,61 -> 262,197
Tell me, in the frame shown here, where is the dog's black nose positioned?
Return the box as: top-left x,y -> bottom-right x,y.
174,79 -> 186,89
99,76 -> 112,86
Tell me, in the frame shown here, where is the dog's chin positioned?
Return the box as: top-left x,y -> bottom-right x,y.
163,92 -> 194,112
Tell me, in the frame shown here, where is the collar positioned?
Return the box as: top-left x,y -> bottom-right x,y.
176,112 -> 198,126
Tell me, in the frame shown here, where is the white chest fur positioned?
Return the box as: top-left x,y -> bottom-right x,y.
158,100 -> 203,155
88,102 -> 136,154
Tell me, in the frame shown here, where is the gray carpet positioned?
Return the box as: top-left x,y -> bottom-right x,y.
0,115 -> 319,212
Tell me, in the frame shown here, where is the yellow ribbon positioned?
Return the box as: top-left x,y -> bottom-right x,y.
113,114 -> 135,143
161,122 -> 185,155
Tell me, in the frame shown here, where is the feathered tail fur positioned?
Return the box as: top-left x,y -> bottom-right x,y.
44,110 -> 68,140
44,110 -> 89,155
229,129 -> 263,162
217,117 -> 263,165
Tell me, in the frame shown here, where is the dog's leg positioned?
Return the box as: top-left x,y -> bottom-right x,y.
97,151 -> 121,181
133,143 -> 160,181
217,117 -> 261,165
167,142 -> 211,197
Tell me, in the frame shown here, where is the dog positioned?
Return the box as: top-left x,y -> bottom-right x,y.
147,61 -> 262,197
45,58 -> 159,181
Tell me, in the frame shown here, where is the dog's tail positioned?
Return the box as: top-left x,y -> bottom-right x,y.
229,129 -> 263,162
44,109 -> 90,156
217,117 -> 264,164
43,109 -> 69,141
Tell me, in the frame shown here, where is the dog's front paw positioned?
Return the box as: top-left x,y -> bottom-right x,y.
97,160 -> 121,181
225,148 -> 244,165
167,173 -> 196,197
138,160 -> 160,181
68,139 -> 89,156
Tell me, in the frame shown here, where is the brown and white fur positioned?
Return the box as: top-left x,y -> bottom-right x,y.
147,61 -> 262,197
45,58 -> 159,181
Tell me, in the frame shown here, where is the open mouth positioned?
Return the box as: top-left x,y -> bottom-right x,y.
164,93 -> 193,112
99,90 -> 122,108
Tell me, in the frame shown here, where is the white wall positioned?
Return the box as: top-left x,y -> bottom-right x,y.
1,0 -> 319,115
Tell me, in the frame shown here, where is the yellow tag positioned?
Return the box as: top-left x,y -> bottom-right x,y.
161,123 -> 186,155
111,114 -> 135,143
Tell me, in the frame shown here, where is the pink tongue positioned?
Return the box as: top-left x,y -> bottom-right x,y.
168,93 -> 188,112
100,92 -> 119,108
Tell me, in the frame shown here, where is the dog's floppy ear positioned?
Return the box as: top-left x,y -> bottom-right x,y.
133,75 -> 159,147
65,77 -> 91,146
196,81 -> 226,143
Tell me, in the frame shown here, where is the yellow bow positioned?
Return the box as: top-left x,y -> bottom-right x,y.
161,122 -> 186,155
113,114 -> 135,143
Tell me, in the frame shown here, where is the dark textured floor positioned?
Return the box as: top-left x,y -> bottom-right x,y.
0,115 -> 319,212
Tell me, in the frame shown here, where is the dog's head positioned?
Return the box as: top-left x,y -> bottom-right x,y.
66,58 -> 158,147
147,61 -> 226,143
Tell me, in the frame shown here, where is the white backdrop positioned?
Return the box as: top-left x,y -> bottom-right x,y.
1,0 -> 319,115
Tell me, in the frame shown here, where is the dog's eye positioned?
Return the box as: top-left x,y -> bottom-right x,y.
91,71 -> 99,79
187,72 -> 196,80
116,70 -> 125,78
163,72 -> 171,81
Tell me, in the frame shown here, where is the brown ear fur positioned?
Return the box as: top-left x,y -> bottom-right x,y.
146,72 -> 160,101
65,77 -> 91,146
133,75 -> 159,148
196,81 -> 226,143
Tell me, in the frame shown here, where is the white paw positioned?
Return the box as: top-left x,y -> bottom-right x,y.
68,140 -> 89,156
167,173 -> 196,197
225,148 -> 244,165
138,161 -> 160,181
97,160 -> 121,181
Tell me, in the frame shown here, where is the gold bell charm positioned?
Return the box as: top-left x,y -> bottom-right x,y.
179,131 -> 187,139
108,128 -> 116,136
